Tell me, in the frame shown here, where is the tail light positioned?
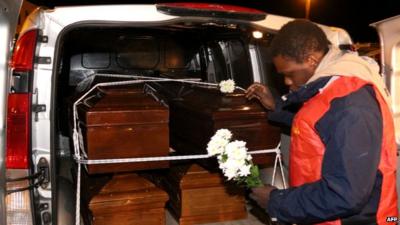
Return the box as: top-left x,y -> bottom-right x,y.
10,29 -> 38,72
6,29 -> 37,169
6,94 -> 30,169
5,29 -> 37,225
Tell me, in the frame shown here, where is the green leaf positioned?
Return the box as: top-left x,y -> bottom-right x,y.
221,154 -> 228,162
250,164 -> 260,177
242,165 -> 263,188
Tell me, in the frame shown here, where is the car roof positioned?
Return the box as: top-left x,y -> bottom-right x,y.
21,4 -> 352,47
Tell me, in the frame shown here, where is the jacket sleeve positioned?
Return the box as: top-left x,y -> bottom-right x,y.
267,87 -> 383,224
267,97 -> 295,127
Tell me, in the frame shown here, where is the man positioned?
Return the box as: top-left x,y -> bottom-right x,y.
246,19 -> 397,225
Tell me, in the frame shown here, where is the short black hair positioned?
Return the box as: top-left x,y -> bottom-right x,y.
270,19 -> 330,63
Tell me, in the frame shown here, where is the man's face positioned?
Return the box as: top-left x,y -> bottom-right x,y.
272,55 -> 316,91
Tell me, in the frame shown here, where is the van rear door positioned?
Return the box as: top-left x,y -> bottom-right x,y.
0,1 -> 23,224
371,14 -> 400,213
371,15 -> 400,149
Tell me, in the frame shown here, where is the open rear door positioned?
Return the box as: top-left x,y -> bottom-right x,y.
0,1 -> 23,225
371,15 -> 400,213
371,15 -> 400,149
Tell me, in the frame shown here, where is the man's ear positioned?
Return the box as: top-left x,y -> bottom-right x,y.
306,54 -> 319,67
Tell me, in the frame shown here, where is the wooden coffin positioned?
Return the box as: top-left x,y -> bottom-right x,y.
84,173 -> 168,225
151,82 -> 280,166
77,85 -> 169,174
145,163 -> 247,225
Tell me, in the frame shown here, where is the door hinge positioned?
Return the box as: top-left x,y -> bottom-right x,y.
36,57 -> 51,64
33,104 -> 46,122
33,88 -> 46,122
33,104 -> 46,113
38,35 -> 48,43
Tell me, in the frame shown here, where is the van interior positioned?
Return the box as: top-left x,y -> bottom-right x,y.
51,21 -> 287,223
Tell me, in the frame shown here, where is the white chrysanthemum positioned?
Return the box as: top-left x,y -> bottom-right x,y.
225,140 -> 248,161
230,158 -> 246,169
221,158 -> 246,179
222,160 -> 239,180
224,167 -> 238,180
214,129 -> 232,141
207,128 -> 260,186
219,79 -> 236,93
238,164 -> 251,177
246,154 -> 252,161
219,161 -> 226,170
207,137 -> 229,156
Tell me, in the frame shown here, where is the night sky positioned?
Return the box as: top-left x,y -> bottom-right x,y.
29,0 -> 400,43
193,0 -> 400,43
251,0 -> 400,43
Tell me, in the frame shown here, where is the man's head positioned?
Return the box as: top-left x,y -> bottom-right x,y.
270,19 -> 330,91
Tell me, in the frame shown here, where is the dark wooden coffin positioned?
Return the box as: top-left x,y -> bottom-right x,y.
77,85 -> 169,174
144,163 -> 247,225
83,173 -> 168,225
151,82 -> 280,166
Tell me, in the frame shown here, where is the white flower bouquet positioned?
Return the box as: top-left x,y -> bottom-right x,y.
219,79 -> 236,93
207,129 -> 263,188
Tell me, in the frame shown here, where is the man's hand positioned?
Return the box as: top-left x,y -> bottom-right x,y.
245,83 -> 276,110
249,184 -> 277,209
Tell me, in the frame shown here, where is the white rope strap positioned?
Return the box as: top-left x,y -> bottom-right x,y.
74,148 -> 279,165
80,72 -> 246,91
75,162 -> 82,225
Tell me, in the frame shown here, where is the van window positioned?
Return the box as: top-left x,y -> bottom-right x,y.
203,39 -> 252,88
62,27 -> 254,89
116,37 -> 160,69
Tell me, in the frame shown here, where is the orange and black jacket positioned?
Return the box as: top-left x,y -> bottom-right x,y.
267,76 -> 398,225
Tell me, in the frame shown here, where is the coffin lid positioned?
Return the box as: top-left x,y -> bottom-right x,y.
78,85 -> 169,126
154,82 -> 269,120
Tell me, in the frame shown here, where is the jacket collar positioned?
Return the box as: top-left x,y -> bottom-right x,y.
283,76 -> 332,105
